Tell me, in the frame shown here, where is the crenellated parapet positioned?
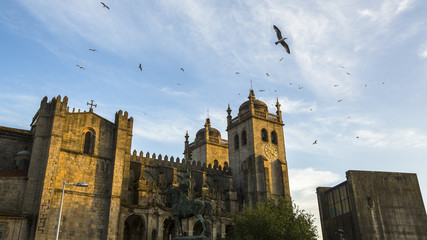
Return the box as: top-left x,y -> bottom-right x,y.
115,110 -> 134,130
129,150 -> 231,175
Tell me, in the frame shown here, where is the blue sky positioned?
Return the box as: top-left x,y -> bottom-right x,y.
1,0 -> 426,238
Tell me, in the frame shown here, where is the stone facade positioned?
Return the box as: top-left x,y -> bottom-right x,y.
0,90 -> 291,240
317,170 -> 427,240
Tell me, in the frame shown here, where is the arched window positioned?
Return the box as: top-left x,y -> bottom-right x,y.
234,134 -> 239,149
241,130 -> 247,146
261,129 -> 268,142
83,129 -> 95,154
271,131 -> 278,144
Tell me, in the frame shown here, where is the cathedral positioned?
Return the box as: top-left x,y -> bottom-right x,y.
0,90 -> 291,240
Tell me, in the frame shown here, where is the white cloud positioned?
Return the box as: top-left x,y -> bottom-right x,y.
419,43 -> 427,59
289,168 -> 341,239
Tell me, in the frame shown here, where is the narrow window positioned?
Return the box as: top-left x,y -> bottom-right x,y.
214,160 -> 219,169
241,130 -> 247,146
261,129 -> 268,142
83,130 -> 95,154
234,134 -> 239,149
271,131 -> 278,144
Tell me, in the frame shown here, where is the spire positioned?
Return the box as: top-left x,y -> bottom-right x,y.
227,104 -> 232,130
184,130 -> 191,161
204,118 -> 211,128
276,98 -> 283,122
248,89 -> 256,102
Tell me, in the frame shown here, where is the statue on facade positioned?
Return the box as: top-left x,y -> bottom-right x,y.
162,170 -> 214,239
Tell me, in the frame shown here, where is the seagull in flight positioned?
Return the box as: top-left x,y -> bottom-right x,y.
259,90 -> 265,92
313,140 -> 318,145
298,85 -> 303,90
139,64 -> 142,71
100,2 -> 110,9
235,72 -> 240,74
180,67 -> 184,72
178,83 -> 183,86
266,73 -> 270,77
334,84 -> 339,87
279,57 -> 284,62
273,25 -> 290,54
338,99 -> 343,102
76,65 -> 85,70
339,65 -> 345,68
89,49 -> 96,52
346,72 -> 350,75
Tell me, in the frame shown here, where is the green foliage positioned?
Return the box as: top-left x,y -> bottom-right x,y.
219,197 -> 317,240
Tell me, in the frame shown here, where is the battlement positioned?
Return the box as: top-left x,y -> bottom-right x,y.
115,110 -> 134,129
130,150 -> 231,175
38,95 -> 69,114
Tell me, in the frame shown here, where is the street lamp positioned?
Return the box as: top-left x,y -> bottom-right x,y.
55,181 -> 89,240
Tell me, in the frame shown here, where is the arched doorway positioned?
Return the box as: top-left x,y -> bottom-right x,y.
193,220 -> 211,237
124,214 -> 146,240
193,221 -> 203,236
162,218 -> 176,240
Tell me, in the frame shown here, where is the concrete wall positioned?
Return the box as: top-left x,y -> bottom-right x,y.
348,170 -> 427,240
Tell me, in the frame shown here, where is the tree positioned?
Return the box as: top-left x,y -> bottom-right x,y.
219,197 -> 317,240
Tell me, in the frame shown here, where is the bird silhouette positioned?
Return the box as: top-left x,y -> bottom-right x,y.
365,84 -> 367,87
338,99 -> 343,102
273,25 -> 290,54
89,49 -> 96,52
235,72 -> 240,74
298,85 -> 303,90
180,68 -> 184,72
339,66 -> 345,68
259,90 -> 265,92
178,83 -> 183,86
334,84 -> 339,87
346,72 -> 350,75
139,64 -> 142,71
356,136 -> 360,139
76,65 -> 85,70
100,2 -> 110,9
266,73 -> 270,77
279,57 -> 284,62
313,140 -> 318,145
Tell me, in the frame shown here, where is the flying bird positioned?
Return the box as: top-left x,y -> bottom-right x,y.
76,65 -> 85,70
180,68 -> 184,72
279,58 -> 284,62
313,140 -> 318,145
346,72 -> 350,75
334,84 -> 339,87
178,83 -> 183,86
100,2 -> 110,9
289,83 -> 292,85
259,90 -> 265,92
273,25 -> 290,54
356,136 -> 360,139
266,73 -> 270,77
364,84 -> 368,87
235,72 -> 240,74
338,99 -> 343,102
298,85 -> 303,90
89,49 -> 96,52
339,65 -> 345,68
138,64 -> 142,71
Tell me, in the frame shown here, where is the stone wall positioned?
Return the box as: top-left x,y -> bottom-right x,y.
0,127 -> 32,172
0,177 -> 27,212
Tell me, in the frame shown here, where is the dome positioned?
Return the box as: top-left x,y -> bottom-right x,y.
238,90 -> 268,114
195,118 -> 221,142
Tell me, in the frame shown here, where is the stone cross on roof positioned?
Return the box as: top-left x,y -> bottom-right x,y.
87,100 -> 97,112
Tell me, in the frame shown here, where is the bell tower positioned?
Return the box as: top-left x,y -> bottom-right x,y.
227,90 -> 290,207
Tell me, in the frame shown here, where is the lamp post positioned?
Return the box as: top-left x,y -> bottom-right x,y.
55,181 -> 89,240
